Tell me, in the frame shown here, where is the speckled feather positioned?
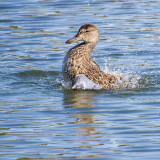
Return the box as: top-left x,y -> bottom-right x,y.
62,24 -> 116,89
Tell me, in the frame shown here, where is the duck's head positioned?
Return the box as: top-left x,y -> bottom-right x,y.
66,24 -> 99,44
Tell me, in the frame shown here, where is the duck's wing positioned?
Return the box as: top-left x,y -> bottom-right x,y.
83,59 -> 116,87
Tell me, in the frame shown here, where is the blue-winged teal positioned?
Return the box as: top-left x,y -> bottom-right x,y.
62,24 -> 116,89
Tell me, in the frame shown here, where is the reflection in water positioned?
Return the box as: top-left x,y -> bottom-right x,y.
63,89 -> 97,108
63,89 -> 100,149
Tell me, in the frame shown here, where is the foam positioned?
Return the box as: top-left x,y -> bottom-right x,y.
104,67 -> 140,89
63,74 -> 101,90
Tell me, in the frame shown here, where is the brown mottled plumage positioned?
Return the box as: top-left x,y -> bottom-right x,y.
62,24 -> 116,89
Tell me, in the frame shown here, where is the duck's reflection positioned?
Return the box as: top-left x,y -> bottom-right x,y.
63,89 -> 99,137
63,89 -> 97,108
62,89 -> 109,158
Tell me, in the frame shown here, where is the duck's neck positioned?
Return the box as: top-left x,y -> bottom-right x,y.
71,41 -> 97,56
85,42 -> 97,51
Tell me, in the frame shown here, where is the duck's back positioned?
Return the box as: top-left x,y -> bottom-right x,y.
79,57 -> 116,89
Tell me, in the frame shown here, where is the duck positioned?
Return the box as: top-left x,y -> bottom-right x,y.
62,24 -> 116,89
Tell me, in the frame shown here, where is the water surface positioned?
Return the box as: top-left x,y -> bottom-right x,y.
0,0 -> 160,159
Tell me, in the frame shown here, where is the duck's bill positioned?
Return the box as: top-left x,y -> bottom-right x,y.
66,34 -> 81,44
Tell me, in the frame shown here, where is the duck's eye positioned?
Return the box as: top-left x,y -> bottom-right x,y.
85,29 -> 89,32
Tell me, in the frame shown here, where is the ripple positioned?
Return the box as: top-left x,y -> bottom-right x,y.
0,0 -> 160,159
15,70 -> 60,78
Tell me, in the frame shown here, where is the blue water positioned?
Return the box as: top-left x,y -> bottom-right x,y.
0,0 -> 160,159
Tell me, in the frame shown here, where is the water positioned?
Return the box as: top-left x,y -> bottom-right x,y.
0,0 -> 160,159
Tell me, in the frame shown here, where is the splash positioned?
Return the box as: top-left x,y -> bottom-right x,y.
63,74 -> 101,90
62,65 -> 140,90
103,67 -> 140,89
